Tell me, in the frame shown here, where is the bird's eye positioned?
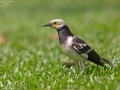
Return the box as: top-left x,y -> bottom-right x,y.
52,22 -> 61,26
54,22 -> 57,24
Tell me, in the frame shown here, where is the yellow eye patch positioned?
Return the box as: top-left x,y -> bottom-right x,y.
52,22 -> 61,26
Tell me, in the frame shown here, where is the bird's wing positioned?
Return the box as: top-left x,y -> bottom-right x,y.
72,37 -> 104,66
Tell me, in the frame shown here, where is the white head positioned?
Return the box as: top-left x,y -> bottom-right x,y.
42,19 -> 66,30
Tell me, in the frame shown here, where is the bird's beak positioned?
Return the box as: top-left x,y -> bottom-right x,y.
42,23 -> 52,27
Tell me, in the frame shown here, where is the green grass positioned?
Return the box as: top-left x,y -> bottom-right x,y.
0,0 -> 120,89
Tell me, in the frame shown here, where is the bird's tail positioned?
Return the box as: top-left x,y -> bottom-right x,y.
101,58 -> 114,66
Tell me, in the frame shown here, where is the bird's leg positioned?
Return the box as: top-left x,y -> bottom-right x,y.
74,61 -> 80,75
80,61 -> 86,74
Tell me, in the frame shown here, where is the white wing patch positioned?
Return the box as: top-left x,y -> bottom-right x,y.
72,42 -> 90,59
73,45 -> 88,59
64,36 -> 90,60
73,45 -> 82,53
86,48 -> 92,53
79,43 -> 87,49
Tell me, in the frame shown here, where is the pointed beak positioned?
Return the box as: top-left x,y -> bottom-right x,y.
42,23 -> 52,27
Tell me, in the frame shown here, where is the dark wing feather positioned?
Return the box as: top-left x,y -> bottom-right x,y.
72,37 -> 104,66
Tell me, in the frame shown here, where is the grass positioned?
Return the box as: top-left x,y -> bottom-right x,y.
0,0 -> 120,89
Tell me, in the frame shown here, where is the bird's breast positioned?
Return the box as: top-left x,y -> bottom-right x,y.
60,37 -> 87,61
60,37 -> 73,52
61,43 -> 85,61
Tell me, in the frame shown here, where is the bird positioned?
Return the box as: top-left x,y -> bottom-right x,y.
42,19 -> 114,74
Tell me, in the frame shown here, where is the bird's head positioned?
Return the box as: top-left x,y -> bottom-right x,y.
42,19 -> 66,30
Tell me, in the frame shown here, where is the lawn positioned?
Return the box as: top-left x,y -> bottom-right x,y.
0,0 -> 120,90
